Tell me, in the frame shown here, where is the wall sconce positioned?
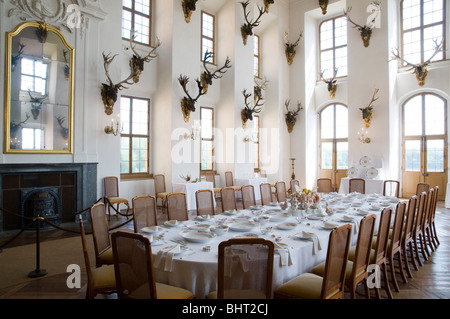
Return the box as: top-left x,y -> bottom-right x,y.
243,132 -> 257,143
105,116 -> 122,136
357,128 -> 371,144
183,123 -> 201,140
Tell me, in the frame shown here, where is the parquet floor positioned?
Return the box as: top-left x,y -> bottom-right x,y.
1,199 -> 449,299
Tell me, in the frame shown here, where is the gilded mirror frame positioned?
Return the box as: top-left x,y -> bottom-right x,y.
4,21 -> 74,154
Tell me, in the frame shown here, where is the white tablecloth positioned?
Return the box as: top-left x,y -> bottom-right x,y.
147,193 -> 399,299
172,182 -> 216,211
445,183 -> 450,208
234,177 -> 268,201
339,177 -> 384,195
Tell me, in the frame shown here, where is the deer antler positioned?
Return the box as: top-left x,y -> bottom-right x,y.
320,68 -> 339,98
102,52 -> 119,87
366,88 -> 379,110
200,50 -> 232,93
285,100 -> 303,115
129,32 -> 161,63
178,74 -> 207,122
243,89 -> 263,114
343,7 -> 364,30
344,6 -> 374,47
240,1 -> 266,45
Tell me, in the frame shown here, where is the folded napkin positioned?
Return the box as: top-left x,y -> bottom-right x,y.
164,244 -> 181,272
275,244 -> 294,267
324,221 -> 339,228
224,250 -> 249,277
302,231 -> 322,255
342,215 -> 359,234
166,220 -> 179,226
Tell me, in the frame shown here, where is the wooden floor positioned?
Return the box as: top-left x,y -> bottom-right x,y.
1,199 -> 449,299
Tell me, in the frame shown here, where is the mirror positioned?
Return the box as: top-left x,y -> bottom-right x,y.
4,22 -> 74,154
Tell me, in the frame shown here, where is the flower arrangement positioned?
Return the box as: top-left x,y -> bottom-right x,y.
291,188 -> 320,210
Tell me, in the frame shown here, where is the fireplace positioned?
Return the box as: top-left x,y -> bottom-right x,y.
0,163 -> 98,231
21,187 -> 61,229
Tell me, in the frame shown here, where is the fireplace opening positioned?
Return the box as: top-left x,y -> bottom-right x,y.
21,187 -> 61,229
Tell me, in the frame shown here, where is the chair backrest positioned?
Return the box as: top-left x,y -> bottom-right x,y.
403,195 -> 418,244
414,191 -> 428,235
317,178 -> 333,193
205,172 -> 216,187
260,169 -> 267,178
372,207 -> 393,265
167,192 -> 189,221
104,176 -> 119,197
430,186 -> 439,223
78,215 -> 94,287
89,202 -> 111,260
132,195 -> 158,233
221,187 -> 237,211
320,224 -> 352,299
241,185 -> 256,209
352,214 -> 377,281
196,189 -> 215,216
416,183 -> 429,196
275,181 -> 287,203
383,180 -> 400,198
290,180 -> 300,193
225,171 -> 234,187
111,231 -> 157,299
154,174 -> 166,195
349,178 -> 365,194
422,187 -> 435,228
390,201 -> 407,254
260,183 -> 273,206
217,238 -> 274,299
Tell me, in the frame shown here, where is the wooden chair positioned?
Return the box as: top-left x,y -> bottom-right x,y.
260,169 -> 267,178
420,188 -> 434,259
205,172 -> 221,198
111,231 -> 195,299
275,181 -> 287,203
383,180 -> 400,198
423,187 -> 438,253
79,215 -> 116,299
104,176 -> 130,221
349,178 -> 365,194
401,195 -> 419,277
89,202 -> 113,267
415,183 -> 429,196
260,183 -> 273,206
166,192 -> 189,221
241,185 -> 256,209
428,186 -> 440,249
317,178 -> 333,193
385,201 -> 408,293
274,224 -> 352,299
312,215 -> 376,299
290,180 -> 300,194
154,174 -> 169,210
196,189 -> 215,216
224,171 -> 242,192
221,187 -> 237,212
207,238 -> 275,299
132,195 -> 158,233
412,191 -> 428,267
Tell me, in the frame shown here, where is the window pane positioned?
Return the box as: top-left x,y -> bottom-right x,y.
425,95 -> 445,135
426,139 -> 444,172
254,116 -> 260,169
321,142 -> 333,169
404,96 -> 422,136
320,20 -> 333,50
335,105 -> 348,139
336,142 -> 348,170
201,141 -> 213,171
405,140 -> 421,171
120,137 -> 130,174
120,97 -> 131,135
320,16 -> 347,78
321,106 -> 334,139
334,17 -> 347,47
135,0 -> 150,15
132,99 -> 149,135
123,0 -> 132,9
131,137 -> 148,173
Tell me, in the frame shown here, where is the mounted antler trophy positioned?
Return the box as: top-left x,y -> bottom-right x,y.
10,112 -> 30,139
11,42 -> 26,71
285,100 -> 303,133
178,75 -> 206,123
344,5 -> 378,48
389,39 -> 444,86
360,88 -> 379,128
63,50 -> 70,80
263,0 -> 274,13
182,0 -> 198,23
56,116 -> 69,140
240,1 -> 266,45
319,0 -> 329,15
200,51 -> 232,94
241,89 -> 264,129
129,33 -> 161,83
320,68 -> 338,99
254,77 -> 269,104
284,31 -> 303,65
28,89 -> 48,120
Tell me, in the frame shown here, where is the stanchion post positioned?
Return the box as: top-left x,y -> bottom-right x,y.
28,214 -> 48,278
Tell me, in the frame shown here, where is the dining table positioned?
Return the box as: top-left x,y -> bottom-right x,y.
234,177 -> 268,201
172,181 -> 216,211
140,192 -> 401,299
339,177 -> 385,195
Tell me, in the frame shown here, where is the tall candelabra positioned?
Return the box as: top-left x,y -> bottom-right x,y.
290,158 -> 296,180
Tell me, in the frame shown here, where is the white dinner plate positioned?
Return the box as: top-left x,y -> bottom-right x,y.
369,206 -> 381,211
274,243 -> 289,252
276,222 -> 297,231
164,220 -> 182,227
141,226 -> 163,234
335,209 -> 346,214
227,222 -> 257,232
223,210 -> 238,215
159,245 -> 189,256
233,215 -> 252,221
233,233 -> 259,239
352,202 -> 363,207
306,214 -> 322,220
248,205 -> 263,211
359,156 -> 372,167
321,223 -> 339,230
266,202 -> 280,207
267,212 -> 289,222
380,202 -> 391,207
179,230 -> 216,243
196,215 -> 212,221
188,224 -> 211,230
357,210 -> 369,216
294,233 -> 313,241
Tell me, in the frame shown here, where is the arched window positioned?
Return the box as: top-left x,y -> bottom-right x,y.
402,93 -> 447,199
319,104 -> 348,191
319,15 -> 348,79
